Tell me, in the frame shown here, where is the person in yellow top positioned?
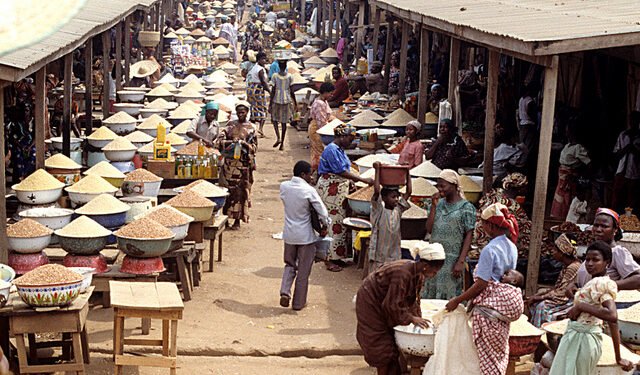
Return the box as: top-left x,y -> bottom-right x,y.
549,241 -> 633,375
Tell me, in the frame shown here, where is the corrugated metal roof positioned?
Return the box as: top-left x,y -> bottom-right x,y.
0,0 -> 158,82
371,0 -> 640,56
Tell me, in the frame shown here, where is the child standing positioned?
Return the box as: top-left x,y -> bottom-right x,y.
549,241 -> 633,375
269,59 -> 297,151
368,162 -> 411,273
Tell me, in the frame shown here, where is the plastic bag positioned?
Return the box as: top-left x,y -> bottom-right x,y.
422,306 -> 482,375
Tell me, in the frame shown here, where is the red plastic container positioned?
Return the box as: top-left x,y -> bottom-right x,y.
8,252 -> 49,275
378,165 -> 409,186
63,254 -> 109,273
120,256 -> 165,275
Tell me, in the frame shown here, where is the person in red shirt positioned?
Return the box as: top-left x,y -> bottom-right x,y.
327,66 -> 349,108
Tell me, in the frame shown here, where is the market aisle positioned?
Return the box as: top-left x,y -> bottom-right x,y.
85,127 -> 374,373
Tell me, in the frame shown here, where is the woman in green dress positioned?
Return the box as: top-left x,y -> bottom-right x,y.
422,169 -> 476,299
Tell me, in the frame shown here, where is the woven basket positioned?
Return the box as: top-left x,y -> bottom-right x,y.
138,31 -> 160,47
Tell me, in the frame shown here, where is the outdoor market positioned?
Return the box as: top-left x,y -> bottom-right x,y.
1,0 -> 640,374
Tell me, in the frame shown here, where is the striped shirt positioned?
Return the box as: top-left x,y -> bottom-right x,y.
369,194 -> 410,264
270,73 -> 293,104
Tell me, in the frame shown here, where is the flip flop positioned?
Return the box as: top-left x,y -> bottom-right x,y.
326,263 -> 343,272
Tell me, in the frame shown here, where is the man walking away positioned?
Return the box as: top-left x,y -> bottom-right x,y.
279,161 -> 329,311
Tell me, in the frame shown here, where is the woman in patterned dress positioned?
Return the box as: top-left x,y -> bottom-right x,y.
317,124 -> 373,272
308,82 -> 335,171
246,52 -> 270,137
445,203 -> 523,375
216,101 -> 258,230
422,169 -> 476,299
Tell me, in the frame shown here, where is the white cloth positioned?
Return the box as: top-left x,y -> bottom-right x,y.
265,11 -> 277,23
205,26 -> 216,38
565,197 -> 587,223
613,130 -> 640,179
422,306 -> 481,375
280,176 -> 329,245
309,8 -> 317,35
518,96 -> 535,126
247,63 -> 266,84
559,143 -> 590,168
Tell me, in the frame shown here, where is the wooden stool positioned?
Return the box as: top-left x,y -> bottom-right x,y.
204,215 -> 228,271
110,281 -> 184,375
160,246 -> 195,301
2,287 -> 93,374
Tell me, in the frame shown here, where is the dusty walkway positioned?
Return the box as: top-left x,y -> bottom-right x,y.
85,127 -> 374,373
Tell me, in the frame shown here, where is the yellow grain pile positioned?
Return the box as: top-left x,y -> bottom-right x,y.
56,215 -> 112,237
184,180 -> 227,197
166,189 -> 215,208
125,130 -> 154,144
509,315 -> 543,337
14,169 -> 65,191
66,175 -> 118,193
45,154 -> 81,170
84,161 -> 126,179
103,137 -> 136,151
87,126 -> 118,140
14,264 -> 82,286
138,114 -> 172,130
103,111 -> 137,124
7,219 -> 53,238
143,205 -> 193,226
75,194 -> 131,215
115,217 -> 174,239
125,169 -> 163,182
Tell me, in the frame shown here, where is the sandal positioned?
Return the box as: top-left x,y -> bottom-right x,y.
273,140 -> 281,148
326,263 -> 343,272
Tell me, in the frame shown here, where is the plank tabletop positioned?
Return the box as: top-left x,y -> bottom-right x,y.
109,281 -> 184,310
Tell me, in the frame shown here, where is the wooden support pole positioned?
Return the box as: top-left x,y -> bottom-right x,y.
300,0 -> 305,27
63,53 -> 73,156
355,0 -> 365,60
335,0 -> 341,46
318,0 -> 324,39
328,0 -> 334,46
448,37 -> 460,112
0,84 -> 6,264
398,20 -> 410,100
35,67 -> 46,170
526,55 -> 559,297
482,50 -> 499,193
341,0 -> 350,69
85,37 -> 94,135
372,8 -> 381,61
382,16 -> 393,93
116,22 -> 123,92
102,31 -> 111,121
124,16 -> 132,86
417,28 -> 430,124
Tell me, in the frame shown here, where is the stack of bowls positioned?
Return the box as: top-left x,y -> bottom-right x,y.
44,153 -> 82,186
64,174 -> 119,207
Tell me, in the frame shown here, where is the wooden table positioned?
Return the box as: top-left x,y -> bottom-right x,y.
204,215 -> 228,272
0,287 -> 93,374
44,247 -> 120,264
111,281 -> 184,375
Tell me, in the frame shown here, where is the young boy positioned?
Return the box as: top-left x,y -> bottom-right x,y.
368,162 -> 412,273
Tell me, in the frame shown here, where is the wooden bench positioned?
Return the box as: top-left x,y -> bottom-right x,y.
111,281 -> 184,375
204,215 -> 228,272
0,287 -> 93,374
160,243 -> 198,301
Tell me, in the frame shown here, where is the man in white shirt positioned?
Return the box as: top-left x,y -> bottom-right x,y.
279,161 -> 329,311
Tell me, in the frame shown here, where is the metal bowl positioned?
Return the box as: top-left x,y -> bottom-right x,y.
618,318 -> 640,345
7,234 -> 52,254
166,222 -> 192,241
117,90 -> 146,103
104,149 -> 136,162
66,190 -> 117,207
56,234 -> 110,255
67,267 -> 95,293
104,122 -> 137,135
121,180 -> 163,197
79,211 -> 127,228
116,235 -> 175,257
170,205 -> 214,222
19,207 -> 74,230
49,137 -> 83,151
13,186 -> 63,205
87,138 -> 115,148
0,264 -> 16,283
112,103 -> 144,116
393,324 -> 436,356
140,108 -> 168,118
16,280 -> 82,307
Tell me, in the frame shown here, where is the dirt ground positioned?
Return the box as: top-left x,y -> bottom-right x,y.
31,127 -> 534,374
82,128 -> 375,374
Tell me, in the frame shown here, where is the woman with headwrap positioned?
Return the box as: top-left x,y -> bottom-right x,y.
527,233 -> 581,327
308,82 -> 335,171
445,203 -> 523,375
422,169 -> 476,299
390,120 -> 424,169
216,101 -> 257,230
356,244 -> 446,375
317,124 -> 374,272
424,119 -> 472,170
567,208 -> 640,293
473,172 -> 531,259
